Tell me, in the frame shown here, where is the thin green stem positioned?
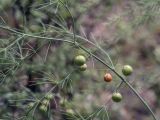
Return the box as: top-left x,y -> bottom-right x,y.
58,0 -> 76,44
0,35 -> 25,53
115,81 -> 124,92
0,25 -> 74,45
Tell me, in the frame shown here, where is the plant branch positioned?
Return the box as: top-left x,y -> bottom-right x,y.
77,44 -> 158,120
0,23 -> 158,120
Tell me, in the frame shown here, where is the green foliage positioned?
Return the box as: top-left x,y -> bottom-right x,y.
0,0 -> 159,120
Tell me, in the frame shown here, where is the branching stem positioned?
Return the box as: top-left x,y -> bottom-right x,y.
0,20 -> 158,120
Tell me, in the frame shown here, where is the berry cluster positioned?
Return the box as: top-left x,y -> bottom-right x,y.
104,65 -> 133,102
74,54 -> 133,103
74,55 -> 87,71
39,93 -> 53,112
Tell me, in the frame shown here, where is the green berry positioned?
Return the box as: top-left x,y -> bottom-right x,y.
28,102 -> 34,108
39,105 -> 47,112
122,65 -> 133,76
74,55 -> 86,66
112,92 -> 122,102
29,25 -> 42,32
79,64 -> 87,71
66,109 -> 74,115
46,93 -> 53,100
42,99 -> 49,106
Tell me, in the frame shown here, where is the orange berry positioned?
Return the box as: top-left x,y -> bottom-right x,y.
104,73 -> 112,82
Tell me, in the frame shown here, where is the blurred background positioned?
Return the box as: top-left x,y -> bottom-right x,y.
0,0 -> 160,120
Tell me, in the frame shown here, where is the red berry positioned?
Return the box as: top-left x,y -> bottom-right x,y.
104,73 -> 112,82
